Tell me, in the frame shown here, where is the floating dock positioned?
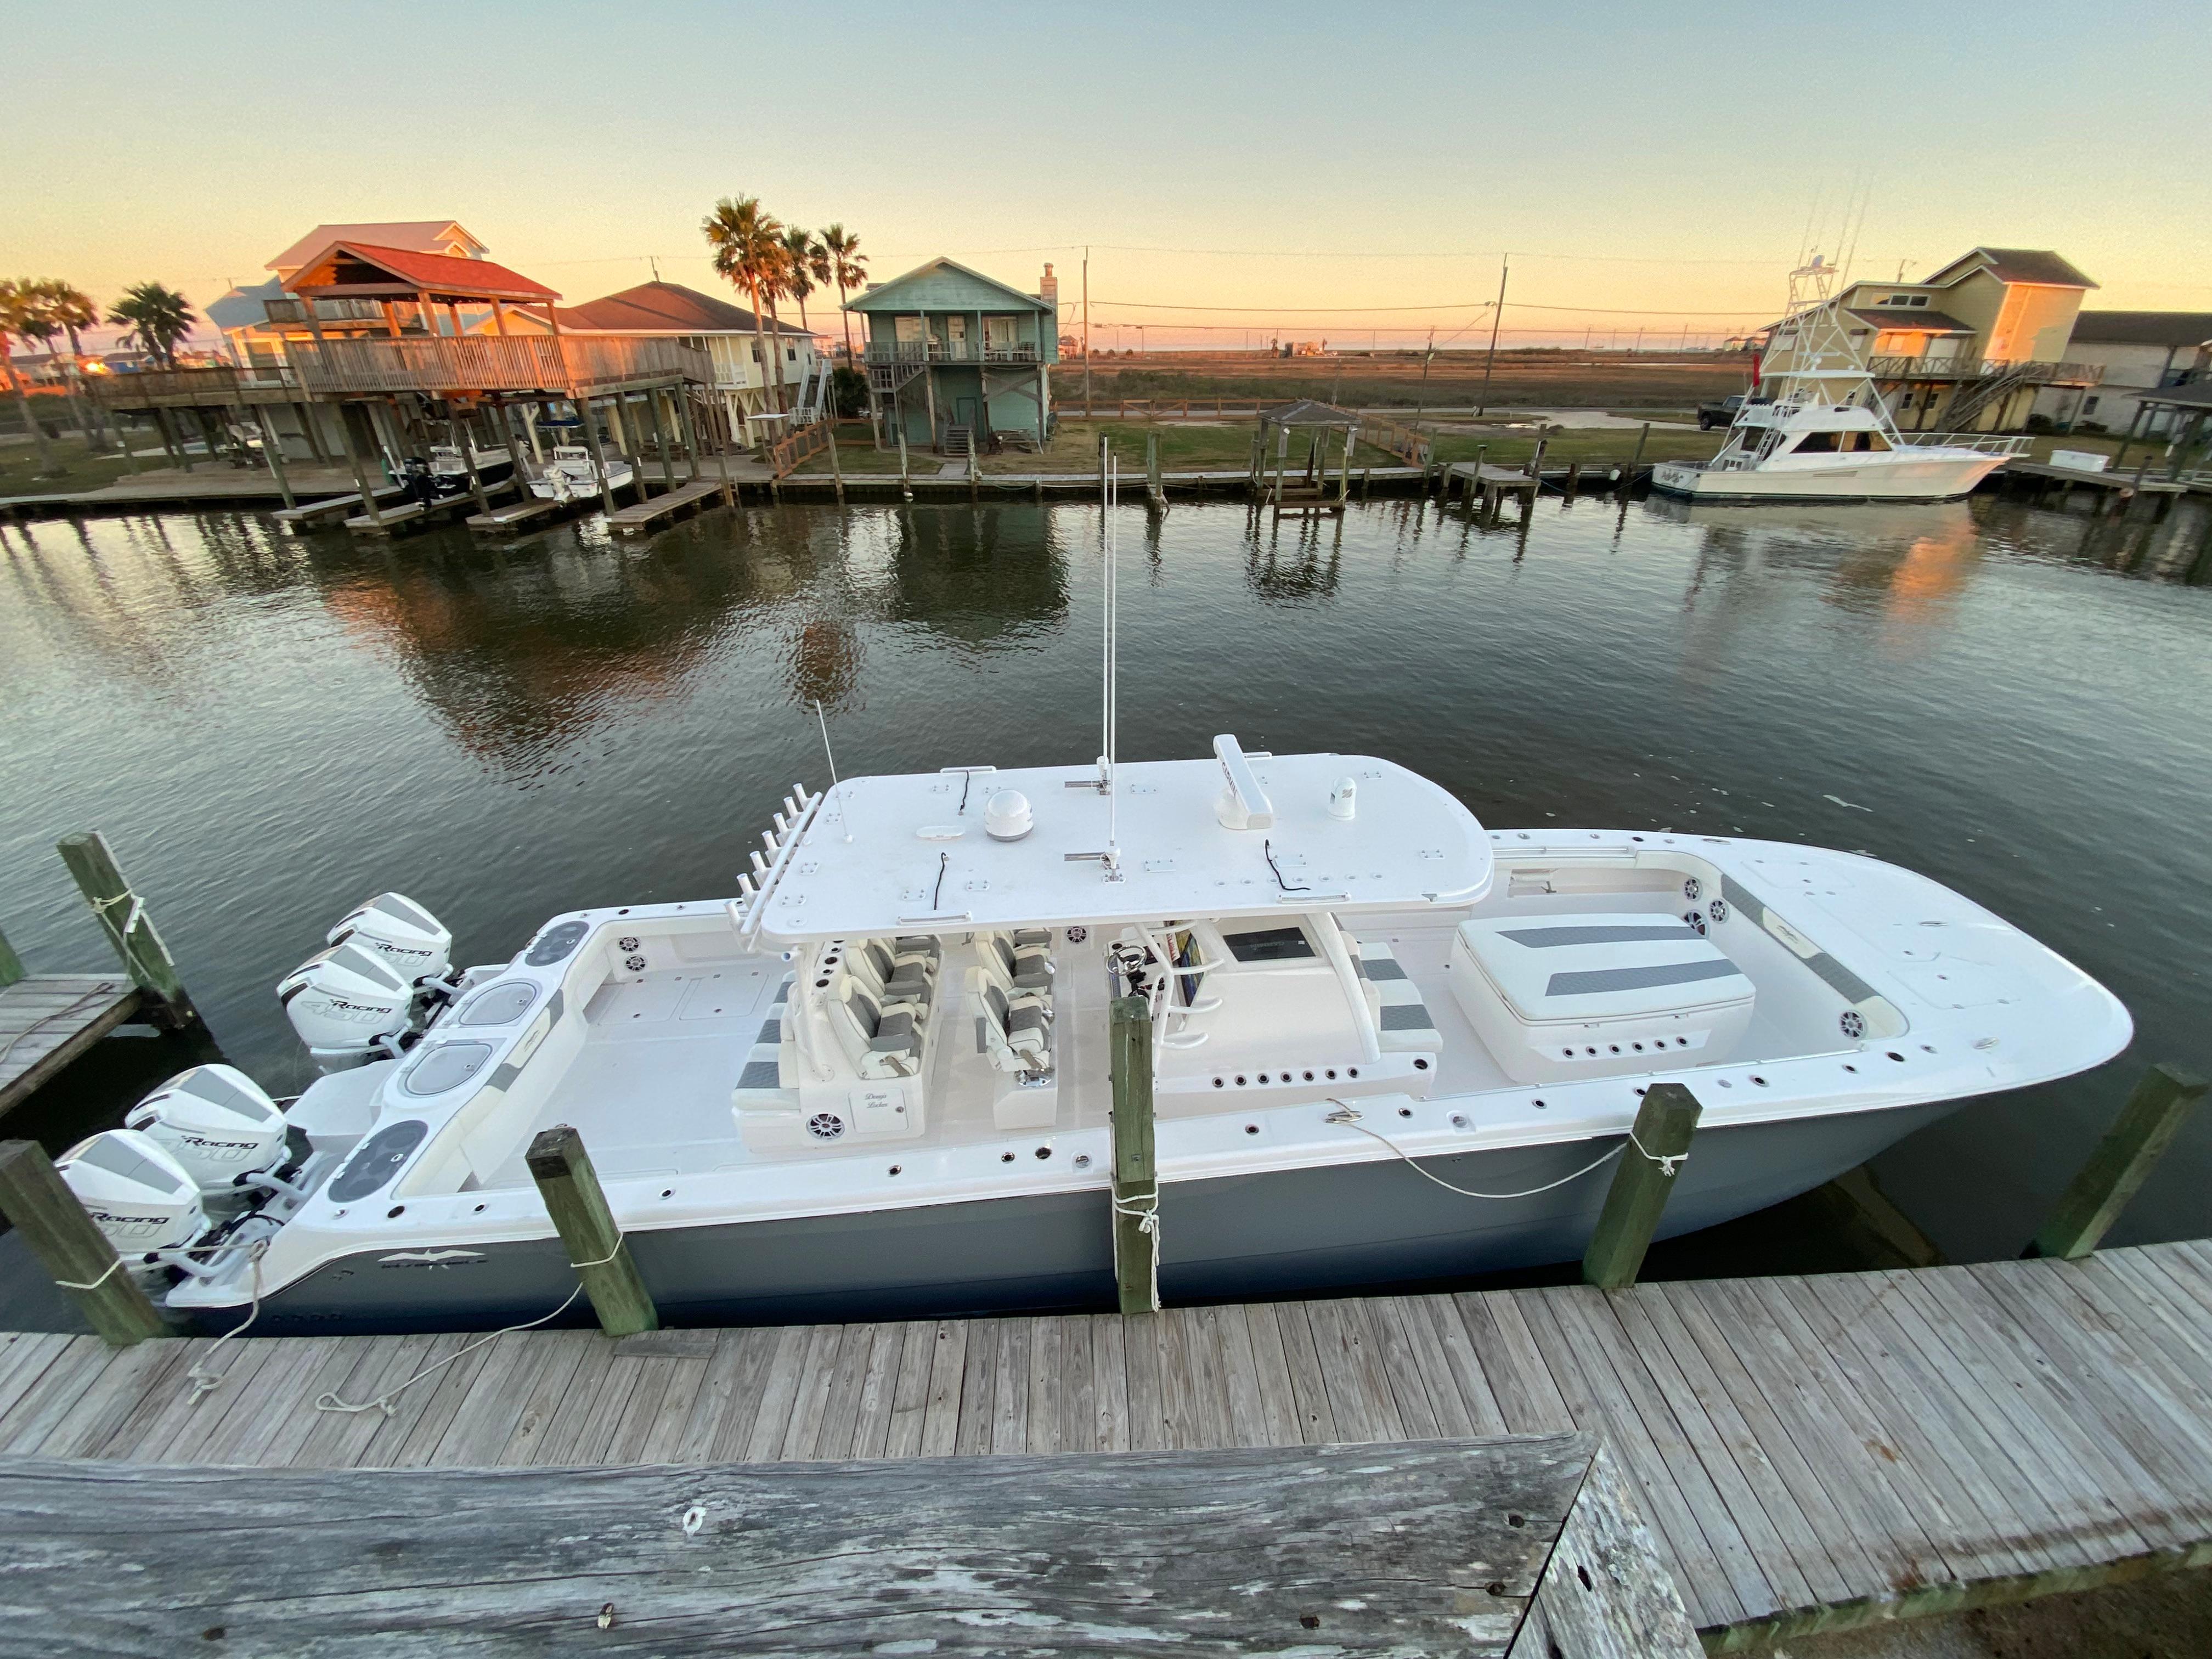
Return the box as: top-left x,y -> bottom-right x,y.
3,1242 -> 2208,1649
605,477 -> 729,535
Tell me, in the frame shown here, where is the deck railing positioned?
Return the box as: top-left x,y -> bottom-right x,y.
87,365 -> 302,404
1895,432 -> 2034,456
865,341 -> 1040,365
286,335 -> 714,396
1867,356 -> 2104,387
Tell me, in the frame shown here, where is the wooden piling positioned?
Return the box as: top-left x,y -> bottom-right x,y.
55,831 -> 195,1029
1583,1083 -> 1700,1290
0,923 -> 22,988
2028,1063 -> 2208,1260
899,427 -> 912,502
827,420 -> 846,504
248,406 -> 294,509
0,1139 -> 168,1345
1109,995 -> 1159,1314
1626,421 -> 1650,490
525,1124 -> 658,1336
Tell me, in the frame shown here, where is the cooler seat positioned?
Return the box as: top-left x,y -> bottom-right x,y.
1446,913 -> 1754,1084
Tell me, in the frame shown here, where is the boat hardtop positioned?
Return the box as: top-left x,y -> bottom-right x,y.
748,740 -> 1493,945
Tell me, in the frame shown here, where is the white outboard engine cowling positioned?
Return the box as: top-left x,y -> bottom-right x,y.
124,1064 -> 289,1195
279,940 -> 415,1072
57,1130 -> 208,1255
328,893 -> 453,986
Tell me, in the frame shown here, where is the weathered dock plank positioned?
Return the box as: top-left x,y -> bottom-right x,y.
604,477 -> 724,534
3,1245 -> 2211,1647
0,975 -> 140,1115
0,1436 -> 1677,1657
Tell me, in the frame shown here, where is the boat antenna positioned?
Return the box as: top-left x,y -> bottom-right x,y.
814,697 -> 851,843
1105,448 -> 1121,877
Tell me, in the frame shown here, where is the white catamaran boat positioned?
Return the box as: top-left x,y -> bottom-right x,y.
60,469 -> 2128,1337
527,444 -> 633,504
1652,301 -> 2029,504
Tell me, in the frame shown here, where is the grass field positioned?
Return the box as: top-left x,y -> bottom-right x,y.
1057,347 -> 1748,411
0,433 -> 150,495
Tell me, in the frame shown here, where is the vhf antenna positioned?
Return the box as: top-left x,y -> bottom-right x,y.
814,697 -> 851,843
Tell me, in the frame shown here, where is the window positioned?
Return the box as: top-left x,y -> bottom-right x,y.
2084,396 -> 2101,414
986,315 -> 1018,349
895,316 -> 922,344
1840,431 -> 1892,452
1221,926 -> 1315,964
1791,431 -> 1842,453
786,347 -> 796,360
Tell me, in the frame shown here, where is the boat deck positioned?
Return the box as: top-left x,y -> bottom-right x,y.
6,1242 -> 2211,1647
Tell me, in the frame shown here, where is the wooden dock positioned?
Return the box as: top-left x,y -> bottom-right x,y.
271,483 -> 411,529
603,477 -> 727,535
4,1242 -> 2210,1647
0,977 -> 139,1118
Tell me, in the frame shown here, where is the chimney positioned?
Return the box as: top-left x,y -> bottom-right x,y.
1039,263 -> 1058,311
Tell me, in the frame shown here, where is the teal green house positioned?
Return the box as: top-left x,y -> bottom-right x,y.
845,258 -> 1059,454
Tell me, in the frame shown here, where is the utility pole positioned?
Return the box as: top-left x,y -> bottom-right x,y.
1082,246 -> 1091,415
1476,253 -> 1509,417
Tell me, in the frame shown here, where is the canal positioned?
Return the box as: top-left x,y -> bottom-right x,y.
2,488 -> 2208,1315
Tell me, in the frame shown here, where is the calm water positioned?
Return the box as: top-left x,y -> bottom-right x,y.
3,487 -> 2209,1307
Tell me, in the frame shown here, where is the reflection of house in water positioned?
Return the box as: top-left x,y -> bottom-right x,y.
1245,517 -> 1343,603
789,618 -> 862,709
877,508 -> 1069,648
312,528 -> 841,769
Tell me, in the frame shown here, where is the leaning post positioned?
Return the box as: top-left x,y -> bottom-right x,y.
55,831 -> 196,1029
827,419 -> 847,505
0,1140 -> 168,1345
526,1124 -> 658,1336
1109,995 -> 1160,1314
0,922 -> 24,989
247,405 -> 294,509
1626,421 -> 1650,492
2028,1063 -> 2208,1261
1583,1083 -> 1701,1290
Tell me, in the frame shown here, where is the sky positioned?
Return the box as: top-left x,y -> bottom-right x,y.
5,0 -> 2207,351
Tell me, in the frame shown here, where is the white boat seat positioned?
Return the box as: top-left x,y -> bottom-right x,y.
1352,937 -> 1441,1053
1447,912 -> 1756,1085
845,938 -> 935,1015
974,942 -> 1051,1024
980,930 -> 1052,994
829,978 -> 924,1080
971,969 -> 1051,1076
891,935 -> 943,973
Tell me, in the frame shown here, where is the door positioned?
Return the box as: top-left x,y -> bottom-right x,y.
955,397 -> 980,432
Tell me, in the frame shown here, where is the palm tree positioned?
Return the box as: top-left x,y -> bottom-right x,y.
36,279 -> 105,448
817,225 -> 867,364
0,279 -> 60,475
108,281 -> 195,368
779,225 -> 817,340
702,196 -> 789,417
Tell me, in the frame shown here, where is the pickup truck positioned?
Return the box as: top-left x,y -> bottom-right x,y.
1697,394 -> 1744,430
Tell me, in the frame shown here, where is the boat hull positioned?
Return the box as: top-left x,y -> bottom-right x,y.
1650,452 -> 2008,503
211,1096 -> 1958,1335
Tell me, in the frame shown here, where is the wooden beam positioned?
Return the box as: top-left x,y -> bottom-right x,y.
1505,1446 -> 1705,1658
0,924 -> 23,989
0,1139 -> 168,1345
2028,1063 -> 2208,1260
1582,1082 -> 1700,1290
0,1436 -> 1602,1656
525,1124 -> 657,1336
54,831 -> 195,1029
1109,994 -> 1159,1314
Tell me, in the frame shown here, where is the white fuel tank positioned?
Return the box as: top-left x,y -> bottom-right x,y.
279,940 -> 415,1071
57,1130 -> 208,1254
123,1064 -> 289,1194
328,893 -> 452,985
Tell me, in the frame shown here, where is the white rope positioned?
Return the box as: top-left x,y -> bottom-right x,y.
1324,1101 -> 1630,1200
186,1239 -> 269,1403
54,1256 -> 128,1293
313,1232 -> 625,1418
1110,1188 -> 1161,1312
1628,1128 -> 1689,1178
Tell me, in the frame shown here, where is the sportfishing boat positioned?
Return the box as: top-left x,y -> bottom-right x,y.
59,469 -> 2128,1337
1652,304 -> 2028,504
427,442 -> 512,493
526,444 -> 633,504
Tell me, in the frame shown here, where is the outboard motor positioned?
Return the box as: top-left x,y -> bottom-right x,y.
279,940 -> 415,1072
123,1064 -> 289,1197
327,893 -> 453,988
57,1130 -> 208,1255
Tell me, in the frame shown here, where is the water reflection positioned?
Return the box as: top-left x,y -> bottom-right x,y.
5,490 -> 2212,1271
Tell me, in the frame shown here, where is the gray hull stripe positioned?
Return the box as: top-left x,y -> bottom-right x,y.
1547,959 -> 1747,997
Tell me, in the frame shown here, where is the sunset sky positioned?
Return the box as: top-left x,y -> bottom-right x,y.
9,0 -> 2206,351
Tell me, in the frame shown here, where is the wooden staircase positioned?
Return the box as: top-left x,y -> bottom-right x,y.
942,424 -> 973,459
